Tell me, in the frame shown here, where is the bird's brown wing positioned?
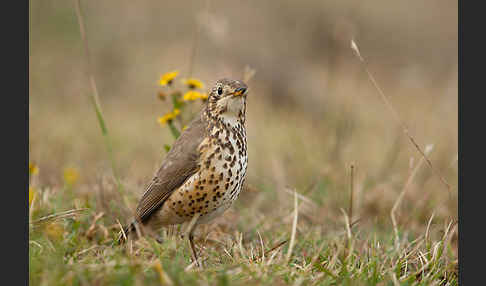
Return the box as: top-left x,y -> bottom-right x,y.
135,111 -> 207,223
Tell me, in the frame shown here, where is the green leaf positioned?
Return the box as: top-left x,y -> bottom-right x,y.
164,144 -> 171,152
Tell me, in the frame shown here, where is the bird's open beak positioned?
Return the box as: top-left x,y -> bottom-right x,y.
233,87 -> 247,97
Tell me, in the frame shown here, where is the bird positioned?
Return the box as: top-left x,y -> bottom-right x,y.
119,78 -> 249,266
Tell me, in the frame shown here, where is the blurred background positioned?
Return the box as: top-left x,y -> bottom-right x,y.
29,0 -> 457,238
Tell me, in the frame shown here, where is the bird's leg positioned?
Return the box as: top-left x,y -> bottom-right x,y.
189,229 -> 200,268
186,213 -> 201,267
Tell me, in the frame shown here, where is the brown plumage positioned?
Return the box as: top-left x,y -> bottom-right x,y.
120,78 -> 249,266
135,111 -> 206,224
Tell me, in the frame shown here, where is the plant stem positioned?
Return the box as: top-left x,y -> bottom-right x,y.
74,0 -> 124,195
168,121 -> 180,139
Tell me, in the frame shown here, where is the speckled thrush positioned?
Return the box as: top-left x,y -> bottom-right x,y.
120,78 -> 249,266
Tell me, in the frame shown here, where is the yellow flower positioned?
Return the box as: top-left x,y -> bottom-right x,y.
157,109 -> 181,125
183,90 -> 202,101
29,162 -> 39,175
182,78 -> 204,89
182,91 -> 208,101
45,222 -> 64,241
159,71 -> 179,86
182,125 -> 188,131
29,186 -> 35,206
200,93 -> 209,100
63,167 -> 79,186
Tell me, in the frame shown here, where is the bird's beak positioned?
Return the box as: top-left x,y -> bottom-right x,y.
233,87 -> 247,97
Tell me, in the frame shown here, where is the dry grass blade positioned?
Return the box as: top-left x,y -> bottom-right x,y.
257,230 -> 265,263
252,240 -> 288,262
75,245 -> 100,259
351,39 -> 451,194
441,220 -> 458,258
340,208 -> 352,240
116,219 -> 127,242
86,212 -> 104,239
425,212 -> 435,243
391,144 -> 433,249
31,208 -> 88,227
286,190 -> 299,262
348,163 -> 355,221
284,187 -> 318,209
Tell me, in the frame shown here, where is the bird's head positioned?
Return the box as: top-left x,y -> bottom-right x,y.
206,78 -> 248,125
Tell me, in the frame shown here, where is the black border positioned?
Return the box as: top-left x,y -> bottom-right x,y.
459,0 -> 482,284
3,0 -> 28,284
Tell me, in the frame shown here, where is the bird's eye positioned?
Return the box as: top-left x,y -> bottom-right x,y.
217,87 -> 223,95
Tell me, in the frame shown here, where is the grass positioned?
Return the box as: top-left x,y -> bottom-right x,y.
29,172 -> 457,285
